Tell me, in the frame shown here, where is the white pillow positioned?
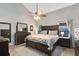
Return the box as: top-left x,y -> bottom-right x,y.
41,31 -> 47,34
49,31 -> 57,35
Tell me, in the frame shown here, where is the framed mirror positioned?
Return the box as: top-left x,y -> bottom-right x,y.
0,22 -> 11,42
16,22 -> 28,32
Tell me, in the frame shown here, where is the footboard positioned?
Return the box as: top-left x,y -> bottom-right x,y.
26,39 -> 57,56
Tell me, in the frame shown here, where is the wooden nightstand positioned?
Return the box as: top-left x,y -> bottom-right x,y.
58,38 -> 70,48
75,40 -> 79,56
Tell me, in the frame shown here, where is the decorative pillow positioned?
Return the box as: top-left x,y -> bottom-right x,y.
49,31 -> 57,35
40,31 -> 47,34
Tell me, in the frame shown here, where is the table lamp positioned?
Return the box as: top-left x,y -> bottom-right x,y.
61,32 -> 64,38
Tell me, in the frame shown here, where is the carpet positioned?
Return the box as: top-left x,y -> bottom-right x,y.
9,43 -> 74,56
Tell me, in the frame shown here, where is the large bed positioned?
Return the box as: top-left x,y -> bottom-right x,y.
25,25 -> 59,56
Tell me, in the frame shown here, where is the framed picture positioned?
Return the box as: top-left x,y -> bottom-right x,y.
30,25 -> 33,31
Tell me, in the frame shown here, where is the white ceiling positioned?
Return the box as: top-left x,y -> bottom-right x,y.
23,3 -> 75,14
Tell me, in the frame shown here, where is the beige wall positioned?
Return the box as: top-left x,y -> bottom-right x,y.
38,4 -> 79,36
0,3 -> 35,44
39,4 -> 79,28
38,3 -> 79,47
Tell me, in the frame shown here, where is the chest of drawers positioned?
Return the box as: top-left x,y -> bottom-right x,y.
75,40 -> 79,56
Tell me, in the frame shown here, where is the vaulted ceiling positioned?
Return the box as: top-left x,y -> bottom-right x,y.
23,3 -> 75,14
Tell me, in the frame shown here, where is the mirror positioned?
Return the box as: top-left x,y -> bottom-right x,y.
16,22 -> 28,32
0,22 -> 11,42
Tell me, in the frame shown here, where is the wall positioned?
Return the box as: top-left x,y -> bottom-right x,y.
0,3 -> 35,44
18,10 -> 36,34
39,4 -> 79,28
38,3 -> 79,47
38,4 -> 79,36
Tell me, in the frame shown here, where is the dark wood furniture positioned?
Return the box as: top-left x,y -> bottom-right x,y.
15,32 -> 30,45
0,39 -> 10,56
41,25 -> 59,34
58,38 -> 70,48
26,39 -> 58,56
75,40 -> 79,56
26,25 -> 59,56
15,22 -> 30,45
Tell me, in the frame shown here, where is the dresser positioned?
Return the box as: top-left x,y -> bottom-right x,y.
15,31 -> 30,45
75,40 -> 79,56
0,38 -> 10,56
58,38 -> 70,48
15,22 -> 30,45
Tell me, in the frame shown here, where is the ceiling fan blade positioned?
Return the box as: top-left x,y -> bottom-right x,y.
40,14 -> 46,17
35,12 -> 46,17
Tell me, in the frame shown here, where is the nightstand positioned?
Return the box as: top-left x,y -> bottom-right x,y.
75,40 -> 79,56
58,38 -> 70,48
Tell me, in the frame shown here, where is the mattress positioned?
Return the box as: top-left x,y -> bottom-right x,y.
25,34 -> 59,50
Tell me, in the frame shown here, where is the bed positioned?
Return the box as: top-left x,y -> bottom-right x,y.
25,25 -> 59,56
0,36 -> 10,56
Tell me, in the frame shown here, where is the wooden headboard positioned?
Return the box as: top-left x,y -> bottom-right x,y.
41,25 -> 59,34
41,25 -> 59,31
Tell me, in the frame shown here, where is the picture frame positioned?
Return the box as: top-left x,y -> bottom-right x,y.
30,25 -> 33,31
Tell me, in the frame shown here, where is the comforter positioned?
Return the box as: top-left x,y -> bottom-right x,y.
25,34 -> 59,50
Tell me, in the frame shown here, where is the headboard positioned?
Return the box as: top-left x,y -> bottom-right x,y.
41,25 -> 58,31
41,25 -> 59,34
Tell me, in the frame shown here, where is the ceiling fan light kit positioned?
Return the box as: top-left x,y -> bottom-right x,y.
34,15 -> 40,20
34,3 -> 46,20
35,10 -> 43,16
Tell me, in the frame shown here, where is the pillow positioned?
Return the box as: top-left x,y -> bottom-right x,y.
49,31 -> 57,35
40,31 -> 47,34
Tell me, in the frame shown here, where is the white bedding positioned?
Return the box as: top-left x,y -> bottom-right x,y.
25,34 -> 59,50
0,36 -> 10,42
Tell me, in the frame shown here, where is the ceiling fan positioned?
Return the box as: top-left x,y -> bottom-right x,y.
33,3 -> 46,20
34,3 -> 46,17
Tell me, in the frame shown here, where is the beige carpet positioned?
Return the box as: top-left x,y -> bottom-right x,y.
9,43 -> 74,56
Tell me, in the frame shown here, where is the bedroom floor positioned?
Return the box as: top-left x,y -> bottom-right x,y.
9,43 -> 75,56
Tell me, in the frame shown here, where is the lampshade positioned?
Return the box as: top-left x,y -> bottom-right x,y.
34,15 -> 40,20
61,32 -> 64,35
